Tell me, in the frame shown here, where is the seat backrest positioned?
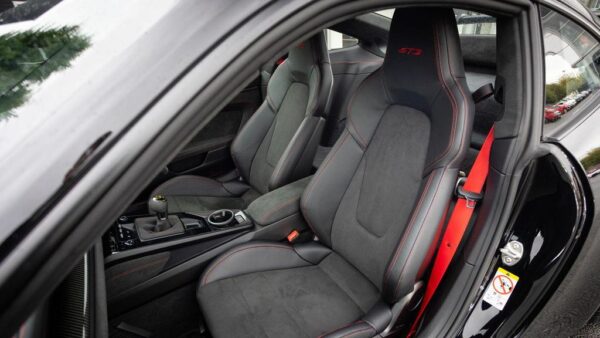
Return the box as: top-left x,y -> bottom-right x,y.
301,8 -> 473,304
231,32 -> 332,194
323,46 -> 383,146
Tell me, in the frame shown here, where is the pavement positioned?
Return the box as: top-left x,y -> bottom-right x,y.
576,309 -> 600,337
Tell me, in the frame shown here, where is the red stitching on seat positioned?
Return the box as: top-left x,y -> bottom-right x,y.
301,131 -> 350,236
382,174 -> 434,290
384,18 -> 469,298
344,71 -> 383,148
201,244 -> 293,285
392,171 -> 445,298
424,21 -> 458,172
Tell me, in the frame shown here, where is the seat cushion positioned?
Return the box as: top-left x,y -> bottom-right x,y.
150,175 -> 261,214
197,242 -> 380,338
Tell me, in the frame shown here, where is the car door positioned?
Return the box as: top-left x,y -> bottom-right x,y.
164,76 -> 262,177
438,4 -> 600,337
416,3 -> 600,336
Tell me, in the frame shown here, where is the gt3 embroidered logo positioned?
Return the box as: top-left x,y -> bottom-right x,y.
398,47 -> 423,56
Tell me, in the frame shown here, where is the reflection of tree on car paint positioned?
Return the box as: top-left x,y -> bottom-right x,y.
582,147 -> 600,177
0,26 -> 89,120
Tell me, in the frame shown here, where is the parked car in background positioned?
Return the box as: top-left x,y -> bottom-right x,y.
588,168 -> 600,178
554,102 -> 569,113
545,106 -> 562,122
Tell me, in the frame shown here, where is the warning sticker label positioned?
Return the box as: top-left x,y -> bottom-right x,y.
482,267 -> 519,311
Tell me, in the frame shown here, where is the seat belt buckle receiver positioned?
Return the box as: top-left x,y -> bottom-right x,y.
456,185 -> 483,208
287,230 -> 300,243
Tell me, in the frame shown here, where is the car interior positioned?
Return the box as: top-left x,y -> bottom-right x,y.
43,5 -> 514,338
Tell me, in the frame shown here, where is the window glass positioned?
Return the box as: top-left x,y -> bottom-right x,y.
325,29 -> 358,50
376,9 -> 394,18
455,10 -> 496,35
541,5 -> 600,134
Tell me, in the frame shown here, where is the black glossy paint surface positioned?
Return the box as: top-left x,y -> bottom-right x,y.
459,152 -> 586,337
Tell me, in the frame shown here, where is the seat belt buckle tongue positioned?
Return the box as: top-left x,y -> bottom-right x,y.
456,185 -> 482,208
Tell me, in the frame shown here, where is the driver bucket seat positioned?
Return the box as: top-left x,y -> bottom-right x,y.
150,31 -> 333,214
196,8 -> 473,337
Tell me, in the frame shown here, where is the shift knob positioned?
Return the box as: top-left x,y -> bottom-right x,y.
149,195 -> 168,221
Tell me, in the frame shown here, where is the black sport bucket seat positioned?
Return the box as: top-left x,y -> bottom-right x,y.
151,32 -> 333,214
196,8 -> 473,337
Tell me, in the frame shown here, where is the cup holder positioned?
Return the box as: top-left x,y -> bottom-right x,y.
207,209 -> 235,227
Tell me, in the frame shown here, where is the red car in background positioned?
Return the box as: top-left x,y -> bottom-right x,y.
554,103 -> 569,113
545,106 -> 561,122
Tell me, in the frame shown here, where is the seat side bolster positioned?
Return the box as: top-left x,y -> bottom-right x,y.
361,301 -> 393,333
151,175 -> 237,197
247,176 -> 311,226
319,320 -> 377,338
382,168 -> 457,303
199,242 -> 312,286
268,116 -> 325,190
293,241 -> 332,265
300,129 -> 364,246
230,100 -> 277,184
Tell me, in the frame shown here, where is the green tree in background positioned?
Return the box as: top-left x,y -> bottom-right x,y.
545,73 -> 587,104
581,147 -> 600,171
0,26 -> 89,120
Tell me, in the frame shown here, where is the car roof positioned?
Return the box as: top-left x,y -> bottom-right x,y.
555,0 -> 600,24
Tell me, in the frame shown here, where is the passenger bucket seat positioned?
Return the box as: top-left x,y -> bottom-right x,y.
150,31 -> 333,214
196,8 -> 473,337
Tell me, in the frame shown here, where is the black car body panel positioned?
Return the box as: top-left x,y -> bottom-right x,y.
0,0 -> 273,246
460,147 -> 589,337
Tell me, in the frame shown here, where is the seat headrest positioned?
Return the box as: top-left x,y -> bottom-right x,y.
284,32 -> 330,84
383,8 -> 466,114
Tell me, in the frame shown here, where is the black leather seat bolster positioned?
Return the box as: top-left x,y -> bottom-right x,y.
246,176 -> 312,226
150,175 -> 250,198
381,168 -> 457,302
320,300 -> 394,338
198,241 -> 335,286
268,116 -> 325,190
198,242 -> 317,287
319,320 -> 377,338
229,100 -> 276,184
293,240 -> 332,264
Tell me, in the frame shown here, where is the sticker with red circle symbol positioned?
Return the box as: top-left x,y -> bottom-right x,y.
482,267 -> 520,310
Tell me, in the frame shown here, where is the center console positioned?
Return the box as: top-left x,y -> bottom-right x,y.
102,177 -> 312,317
104,195 -> 252,256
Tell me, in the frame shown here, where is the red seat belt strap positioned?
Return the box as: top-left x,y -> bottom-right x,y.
408,127 -> 495,337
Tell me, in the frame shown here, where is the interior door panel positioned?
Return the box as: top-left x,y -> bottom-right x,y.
131,76 -> 262,207
167,76 -> 262,176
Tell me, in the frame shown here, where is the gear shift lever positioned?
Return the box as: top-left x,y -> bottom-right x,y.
148,194 -> 171,232
149,195 -> 168,220
134,194 -> 184,241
